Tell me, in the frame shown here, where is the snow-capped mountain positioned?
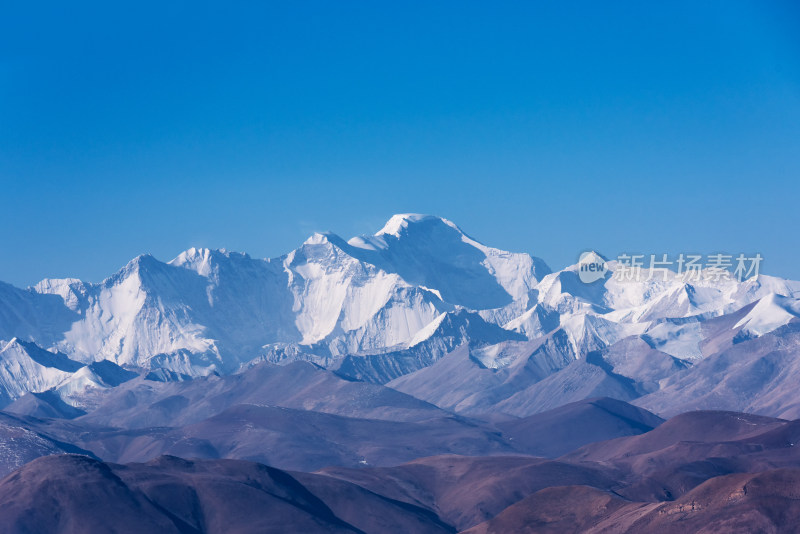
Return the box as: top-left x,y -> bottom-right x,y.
0,338 -> 134,409
21,215 -> 548,375
346,214 -> 549,317
0,339 -> 80,405
2,213 -> 800,414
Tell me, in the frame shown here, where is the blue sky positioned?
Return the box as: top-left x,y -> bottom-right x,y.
1,1 -> 799,287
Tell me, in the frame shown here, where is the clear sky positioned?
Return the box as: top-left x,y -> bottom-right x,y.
1,1 -> 799,287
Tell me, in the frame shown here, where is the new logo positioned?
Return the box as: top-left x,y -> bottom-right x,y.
578,251 -> 608,284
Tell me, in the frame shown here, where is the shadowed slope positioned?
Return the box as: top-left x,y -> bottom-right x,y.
0,455 -> 454,534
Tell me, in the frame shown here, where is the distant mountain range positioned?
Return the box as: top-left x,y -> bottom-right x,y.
2,213 -> 799,419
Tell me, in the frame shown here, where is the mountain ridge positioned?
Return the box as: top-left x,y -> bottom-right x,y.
2,214 -> 800,421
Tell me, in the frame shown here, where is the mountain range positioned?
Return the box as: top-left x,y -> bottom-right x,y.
3,214 -> 800,532
2,213 -> 800,419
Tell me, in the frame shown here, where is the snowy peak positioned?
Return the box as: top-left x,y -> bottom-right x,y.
0,339 -> 138,410
33,278 -> 89,312
301,232 -> 334,247
0,340 -> 82,406
302,231 -> 352,248
733,293 -> 800,337
116,253 -> 162,277
4,339 -> 83,373
347,214 -> 550,311
0,281 -> 79,346
289,232 -> 360,269
169,247 -> 260,283
420,308 -> 527,347
169,247 -> 217,276
53,359 -> 138,408
374,213 -> 464,239
504,304 -> 561,339
347,214 -> 465,252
